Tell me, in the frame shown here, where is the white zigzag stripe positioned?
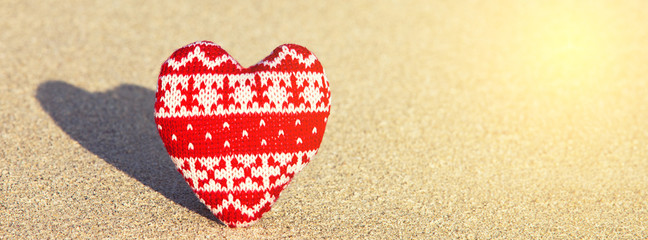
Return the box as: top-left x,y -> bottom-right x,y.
165,46 -> 241,70
171,151 -> 316,193
165,43 -> 317,71
159,72 -> 327,91
261,45 -> 318,68
159,71 -> 329,89
156,103 -> 330,118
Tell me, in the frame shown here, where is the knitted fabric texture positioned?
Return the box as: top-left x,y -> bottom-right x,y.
154,41 -> 331,227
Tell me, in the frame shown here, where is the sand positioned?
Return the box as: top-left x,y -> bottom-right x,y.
2,0 -> 648,238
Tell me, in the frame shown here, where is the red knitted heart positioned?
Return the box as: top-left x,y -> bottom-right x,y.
154,41 -> 330,227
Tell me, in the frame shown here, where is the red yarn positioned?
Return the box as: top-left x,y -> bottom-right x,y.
155,41 -> 330,227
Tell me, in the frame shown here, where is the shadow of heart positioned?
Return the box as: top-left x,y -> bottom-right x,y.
36,80 -> 218,221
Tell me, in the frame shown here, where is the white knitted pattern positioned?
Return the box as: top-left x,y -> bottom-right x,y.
156,71 -> 329,118
166,46 -> 242,70
172,151 -> 315,218
260,45 -> 318,68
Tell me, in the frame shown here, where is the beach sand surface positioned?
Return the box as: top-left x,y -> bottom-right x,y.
2,0 -> 648,238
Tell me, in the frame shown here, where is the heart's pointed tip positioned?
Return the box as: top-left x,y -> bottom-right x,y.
220,218 -> 260,228
205,200 -> 270,228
